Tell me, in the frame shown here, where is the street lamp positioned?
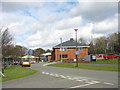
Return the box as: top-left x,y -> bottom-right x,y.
74,29 -> 78,67
60,37 -> 62,62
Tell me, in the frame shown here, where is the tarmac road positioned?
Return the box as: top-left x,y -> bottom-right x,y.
2,63 -> 119,89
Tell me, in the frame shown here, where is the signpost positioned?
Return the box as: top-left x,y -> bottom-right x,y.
29,49 -> 33,54
29,49 -> 33,63
75,51 -> 79,67
76,51 -> 79,55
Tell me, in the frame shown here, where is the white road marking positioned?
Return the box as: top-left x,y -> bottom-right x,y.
73,77 -> 79,80
66,76 -> 71,78
91,80 -> 100,83
61,76 -> 66,78
54,74 -> 59,77
82,80 -> 100,84
45,72 -> 49,75
68,77 -> 72,80
60,75 -> 66,78
42,72 -> 45,74
55,74 -> 58,76
69,81 -> 100,88
76,79 -> 83,82
81,79 -> 89,82
50,73 -> 54,76
42,71 -> 114,88
69,83 -> 96,88
67,78 -> 74,80
104,82 -> 114,85
60,75 -> 64,77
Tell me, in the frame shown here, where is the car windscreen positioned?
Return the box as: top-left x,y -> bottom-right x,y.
23,60 -> 29,62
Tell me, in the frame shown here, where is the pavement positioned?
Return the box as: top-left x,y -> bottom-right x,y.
2,63 -> 119,89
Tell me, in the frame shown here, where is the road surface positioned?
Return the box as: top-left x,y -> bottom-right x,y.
2,63 -> 119,89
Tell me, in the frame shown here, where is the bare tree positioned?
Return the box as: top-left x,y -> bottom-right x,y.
0,27 -> 13,71
78,38 -> 86,45
33,48 -> 45,57
88,32 -> 119,54
107,33 -> 118,53
11,45 -> 28,58
0,27 -> 13,57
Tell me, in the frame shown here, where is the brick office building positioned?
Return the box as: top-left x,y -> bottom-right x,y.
52,40 -> 89,61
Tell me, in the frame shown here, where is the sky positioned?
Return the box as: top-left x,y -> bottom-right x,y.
0,0 -> 118,50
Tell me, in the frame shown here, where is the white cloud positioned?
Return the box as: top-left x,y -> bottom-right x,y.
1,2 -> 118,50
55,16 -> 83,30
93,16 -> 118,34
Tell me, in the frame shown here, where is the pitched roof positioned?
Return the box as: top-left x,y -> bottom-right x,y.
41,52 -> 51,56
21,55 -> 39,58
53,40 -> 89,48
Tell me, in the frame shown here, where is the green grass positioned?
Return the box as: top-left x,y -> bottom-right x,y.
48,63 -> 119,71
0,77 -> 1,82
2,65 -> 38,82
91,59 -> 119,64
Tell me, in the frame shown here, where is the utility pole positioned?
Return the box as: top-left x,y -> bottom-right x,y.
74,29 -> 78,67
60,38 -> 62,62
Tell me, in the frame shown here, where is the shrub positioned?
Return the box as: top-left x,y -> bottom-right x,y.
62,59 -> 74,63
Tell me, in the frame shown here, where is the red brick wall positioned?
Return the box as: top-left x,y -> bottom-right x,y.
54,47 -> 88,61
48,55 -> 51,62
40,56 -> 44,60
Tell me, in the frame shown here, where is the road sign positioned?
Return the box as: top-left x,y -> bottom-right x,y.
29,49 -> 33,54
74,59 -> 76,62
76,51 -> 79,55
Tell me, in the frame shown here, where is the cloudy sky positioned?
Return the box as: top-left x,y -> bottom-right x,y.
0,0 -> 118,50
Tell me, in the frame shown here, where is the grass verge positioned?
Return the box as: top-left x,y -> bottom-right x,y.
48,63 -> 119,71
91,59 -> 119,64
2,65 -> 38,82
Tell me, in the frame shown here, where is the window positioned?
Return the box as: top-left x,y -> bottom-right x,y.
60,54 -> 68,58
60,48 -> 68,51
63,48 -> 68,51
77,47 -> 83,51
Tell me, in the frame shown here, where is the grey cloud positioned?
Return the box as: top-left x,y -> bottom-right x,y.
1,2 -> 43,12
70,2 -> 118,22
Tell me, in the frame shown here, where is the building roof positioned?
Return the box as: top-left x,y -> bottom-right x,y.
21,55 -> 39,58
53,40 -> 89,48
41,52 -> 51,56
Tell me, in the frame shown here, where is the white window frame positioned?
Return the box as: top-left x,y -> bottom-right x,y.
77,47 -> 83,51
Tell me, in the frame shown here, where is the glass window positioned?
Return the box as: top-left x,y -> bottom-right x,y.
77,47 -> 83,51
60,48 -> 68,51
63,48 -> 68,51
23,60 -> 29,62
60,55 -> 68,58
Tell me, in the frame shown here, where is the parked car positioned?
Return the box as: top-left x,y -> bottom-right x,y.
21,60 -> 31,67
30,61 -> 36,64
9,60 -> 20,65
99,54 -> 120,59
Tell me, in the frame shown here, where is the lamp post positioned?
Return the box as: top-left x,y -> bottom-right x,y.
60,37 -> 62,62
74,29 -> 78,67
